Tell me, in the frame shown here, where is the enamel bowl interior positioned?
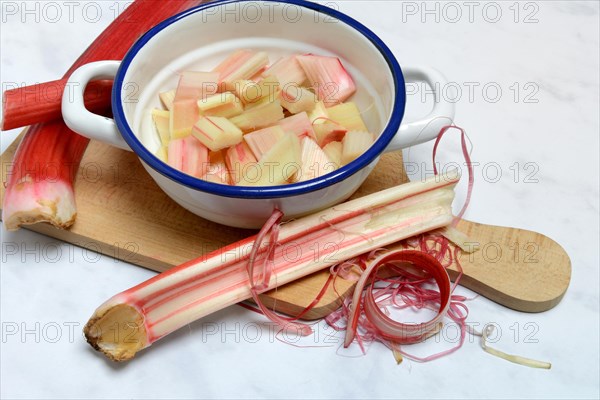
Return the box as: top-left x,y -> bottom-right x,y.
118,1 -> 397,175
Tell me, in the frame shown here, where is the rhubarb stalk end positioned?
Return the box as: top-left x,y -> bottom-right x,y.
2,179 -> 77,231
83,302 -> 148,362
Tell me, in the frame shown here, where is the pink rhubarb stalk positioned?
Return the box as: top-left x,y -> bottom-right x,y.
83,172 -> 459,361
1,80 -> 113,131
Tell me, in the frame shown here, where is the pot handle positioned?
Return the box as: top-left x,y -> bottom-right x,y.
62,61 -> 131,151
385,66 -> 455,152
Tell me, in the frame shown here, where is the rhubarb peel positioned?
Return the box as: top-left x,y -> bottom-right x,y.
83,172 -> 459,361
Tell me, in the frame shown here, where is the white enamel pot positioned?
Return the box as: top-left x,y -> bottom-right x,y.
62,0 -> 454,229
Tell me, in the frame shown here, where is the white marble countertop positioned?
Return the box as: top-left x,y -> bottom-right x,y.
1,1 -> 598,398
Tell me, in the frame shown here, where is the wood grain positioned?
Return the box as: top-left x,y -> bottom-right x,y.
0,137 -> 571,318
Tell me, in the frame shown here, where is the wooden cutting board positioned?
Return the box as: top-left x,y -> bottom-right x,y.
0,137 -> 571,317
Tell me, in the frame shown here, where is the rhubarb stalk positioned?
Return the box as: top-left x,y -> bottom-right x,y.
2,80 -> 113,130
2,0 -> 208,231
84,173 -> 459,361
2,120 -> 91,229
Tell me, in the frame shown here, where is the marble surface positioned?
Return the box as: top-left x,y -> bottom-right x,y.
1,1 -> 598,398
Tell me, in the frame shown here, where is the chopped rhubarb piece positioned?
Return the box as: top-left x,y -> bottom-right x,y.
210,151 -> 224,163
230,76 -> 280,105
197,92 -> 243,118
342,131 -> 374,165
297,54 -> 356,106
263,56 -> 307,87
257,76 -> 281,101
192,116 -> 243,152
327,102 -> 368,131
280,86 -> 317,114
230,99 -> 284,132
295,137 -> 334,182
167,138 -> 185,170
276,112 -> 315,140
213,50 -> 269,90
174,71 -> 219,101
159,89 -> 176,111
168,136 -> 209,177
239,132 -> 301,186
313,122 -> 347,147
249,66 -> 268,82
226,79 -> 252,98
308,101 -> 329,125
203,151 -> 231,185
225,142 -> 258,184
244,126 -> 285,159
151,109 -> 171,146
170,99 -> 199,139
183,136 -> 209,178
322,141 -> 343,169
155,146 -> 168,163
214,50 -> 248,78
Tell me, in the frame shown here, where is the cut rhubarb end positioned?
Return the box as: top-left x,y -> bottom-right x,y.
83,300 -> 147,362
2,119 -> 89,231
2,179 -> 77,231
297,55 -> 356,106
